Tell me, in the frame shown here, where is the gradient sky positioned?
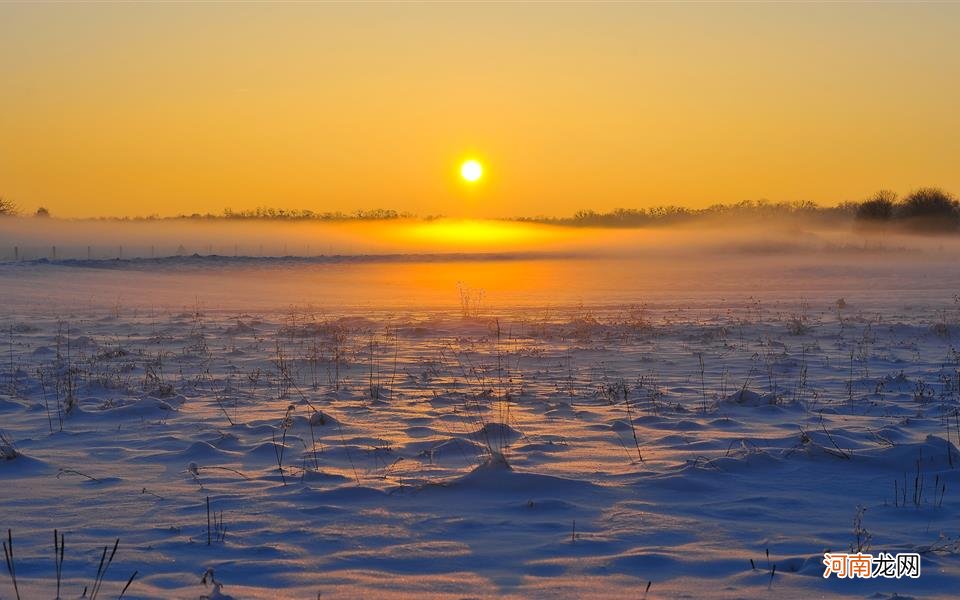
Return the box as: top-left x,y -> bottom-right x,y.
2,2 -> 959,218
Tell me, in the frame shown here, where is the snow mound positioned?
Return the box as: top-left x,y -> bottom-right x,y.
98,397 -> 177,416
863,435 -> 959,471
408,437 -> 487,460
451,453 -> 602,495
722,389 -> 780,406
0,453 -> 50,475
470,422 -> 522,445
171,441 -> 241,462
0,396 -> 25,411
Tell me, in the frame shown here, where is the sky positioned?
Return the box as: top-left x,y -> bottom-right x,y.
1,2 -> 959,219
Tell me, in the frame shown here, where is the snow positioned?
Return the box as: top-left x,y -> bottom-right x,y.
1,251 -> 959,598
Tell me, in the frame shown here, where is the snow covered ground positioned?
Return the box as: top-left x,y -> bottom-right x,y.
2,252 -> 960,598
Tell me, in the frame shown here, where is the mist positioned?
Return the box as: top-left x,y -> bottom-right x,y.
2,214 -> 958,261
3,215 -> 958,314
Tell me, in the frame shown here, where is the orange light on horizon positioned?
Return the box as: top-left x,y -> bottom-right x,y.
395,218 -> 555,251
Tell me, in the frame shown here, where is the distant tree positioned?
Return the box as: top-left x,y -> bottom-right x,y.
571,210 -> 600,225
834,201 -> 862,216
0,197 -> 18,216
894,187 -> 959,231
35,206 -> 51,218
855,190 -> 896,222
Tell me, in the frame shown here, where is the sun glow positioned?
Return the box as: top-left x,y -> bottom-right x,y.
398,219 -> 559,250
460,160 -> 483,182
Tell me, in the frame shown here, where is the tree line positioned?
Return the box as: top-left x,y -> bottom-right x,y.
2,188 -> 958,231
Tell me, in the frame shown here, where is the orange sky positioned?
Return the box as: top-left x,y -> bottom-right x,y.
1,3 -> 958,218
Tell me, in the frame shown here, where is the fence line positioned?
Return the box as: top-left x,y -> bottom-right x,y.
0,244 -> 336,262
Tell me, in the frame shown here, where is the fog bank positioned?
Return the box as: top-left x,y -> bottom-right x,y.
2,216 -> 958,262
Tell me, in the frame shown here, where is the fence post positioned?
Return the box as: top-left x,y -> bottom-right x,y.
13,246 -> 18,261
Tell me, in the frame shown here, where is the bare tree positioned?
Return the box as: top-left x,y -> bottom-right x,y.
896,187 -> 959,231
855,190 -> 896,222
0,197 -> 18,216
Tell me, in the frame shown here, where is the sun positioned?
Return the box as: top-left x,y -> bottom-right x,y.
460,159 -> 483,182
